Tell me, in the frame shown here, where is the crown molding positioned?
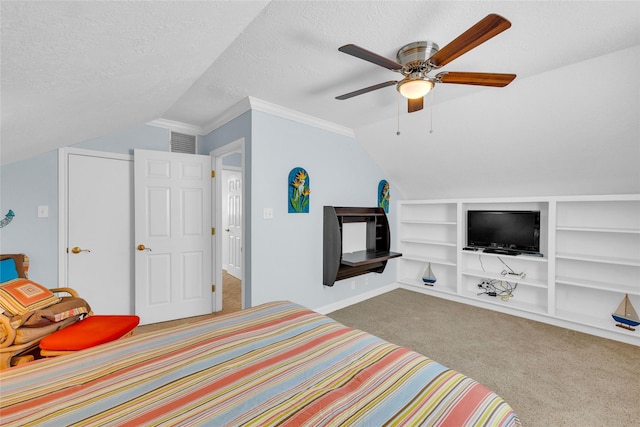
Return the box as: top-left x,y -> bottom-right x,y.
199,97 -> 253,135
146,118 -> 202,135
248,97 -> 355,138
200,96 -> 355,138
151,97 -> 356,139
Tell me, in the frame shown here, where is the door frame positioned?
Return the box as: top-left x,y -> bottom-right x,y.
211,138 -> 245,312
221,166 -> 242,275
57,147 -> 132,285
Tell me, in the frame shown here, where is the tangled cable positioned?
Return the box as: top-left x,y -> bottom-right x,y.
477,255 -> 519,300
477,279 -> 518,301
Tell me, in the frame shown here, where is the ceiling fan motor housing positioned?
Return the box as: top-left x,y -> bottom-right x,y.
396,41 -> 439,74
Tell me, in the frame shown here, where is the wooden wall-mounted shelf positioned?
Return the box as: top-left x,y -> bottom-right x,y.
323,206 -> 401,287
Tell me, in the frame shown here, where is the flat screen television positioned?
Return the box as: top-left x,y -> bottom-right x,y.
467,210 -> 541,255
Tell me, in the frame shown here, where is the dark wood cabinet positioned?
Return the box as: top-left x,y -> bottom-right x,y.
323,206 -> 401,286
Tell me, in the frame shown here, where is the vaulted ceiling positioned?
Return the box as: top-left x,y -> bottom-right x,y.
2,1 -> 639,167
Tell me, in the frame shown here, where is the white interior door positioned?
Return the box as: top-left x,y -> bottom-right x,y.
66,151 -> 133,315
224,170 -> 242,279
134,149 -> 213,325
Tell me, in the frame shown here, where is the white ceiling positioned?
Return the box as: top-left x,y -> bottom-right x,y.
2,1 -> 639,165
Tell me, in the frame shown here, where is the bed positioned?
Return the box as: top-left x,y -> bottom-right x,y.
0,301 -> 521,426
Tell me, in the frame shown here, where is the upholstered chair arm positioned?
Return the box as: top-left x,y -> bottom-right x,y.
50,287 -> 80,298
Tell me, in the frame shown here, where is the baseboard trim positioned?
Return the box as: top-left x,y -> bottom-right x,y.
313,283 -> 400,315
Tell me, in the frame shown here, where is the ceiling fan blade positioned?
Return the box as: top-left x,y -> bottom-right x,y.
339,44 -> 403,71
408,97 -> 424,113
428,14 -> 511,68
436,71 -> 516,87
335,81 -> 397,100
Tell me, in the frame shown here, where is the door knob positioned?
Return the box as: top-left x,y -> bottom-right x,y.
70,247 -> 91,254
225,228 -> 230,232
137,244 -> 152,252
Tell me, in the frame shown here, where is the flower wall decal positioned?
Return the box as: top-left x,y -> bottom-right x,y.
378,180 -> 390,213
288,167 -> 310,213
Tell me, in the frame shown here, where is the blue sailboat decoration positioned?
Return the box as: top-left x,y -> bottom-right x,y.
612,294 -> 639,331
422,262 -> 436,286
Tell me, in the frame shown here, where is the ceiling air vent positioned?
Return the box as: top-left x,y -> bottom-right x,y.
170,131 -> 196,154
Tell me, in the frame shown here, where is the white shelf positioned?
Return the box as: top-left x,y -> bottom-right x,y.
461,290 -> 547,315
555,309 -> 638,336
555,276 -> 640,296
400,220 -> 456,226
461,250 -> 548,263
400,238 -> 456,247
462,269 -> 547,289
401,255 -> 456,267
398,278 -> 457,295
557,226 -> 640,234
556,253 -> 640,267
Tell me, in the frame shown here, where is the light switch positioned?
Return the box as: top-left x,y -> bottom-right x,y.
38,205 -> 49,218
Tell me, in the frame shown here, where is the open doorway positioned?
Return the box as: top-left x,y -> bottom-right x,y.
220,165 -> 242,313
211,139 -> 245,314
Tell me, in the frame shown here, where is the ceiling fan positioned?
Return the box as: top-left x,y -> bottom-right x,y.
335,13 -> 516,113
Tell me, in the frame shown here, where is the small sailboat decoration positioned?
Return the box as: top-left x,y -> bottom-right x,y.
611,294 -> 639,331
422,262 -> 436,286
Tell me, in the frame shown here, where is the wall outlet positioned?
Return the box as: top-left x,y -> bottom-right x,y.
351,281 -> 356,290
263,208 -> 273,219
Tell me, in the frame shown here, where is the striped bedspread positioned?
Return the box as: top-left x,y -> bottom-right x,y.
0,301 -> 521,426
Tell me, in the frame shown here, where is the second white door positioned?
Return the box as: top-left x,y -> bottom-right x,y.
223,170 -> 242,280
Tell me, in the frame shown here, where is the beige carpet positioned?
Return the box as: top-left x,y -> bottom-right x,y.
329,289 -> 640,427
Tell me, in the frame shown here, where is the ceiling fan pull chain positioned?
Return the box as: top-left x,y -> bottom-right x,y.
428,90 -> 434,134
396,92 -> 401,136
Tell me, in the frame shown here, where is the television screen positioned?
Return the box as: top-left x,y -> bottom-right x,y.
467,210 -> 540,254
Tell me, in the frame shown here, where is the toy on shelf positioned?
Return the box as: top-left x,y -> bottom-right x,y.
612,294 -> 639,331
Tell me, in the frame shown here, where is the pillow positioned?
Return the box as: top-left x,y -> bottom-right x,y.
0,254 -> 26,282
0,258 -> 19,282
0,278 -> 60,316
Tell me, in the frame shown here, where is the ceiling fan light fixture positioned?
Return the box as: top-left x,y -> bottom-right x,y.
397,76 -> 434,99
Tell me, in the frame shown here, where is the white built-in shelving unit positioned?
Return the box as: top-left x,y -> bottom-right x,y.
396,195 -> 640,346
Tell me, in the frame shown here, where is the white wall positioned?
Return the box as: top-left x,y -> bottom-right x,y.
357,45 -> 640,199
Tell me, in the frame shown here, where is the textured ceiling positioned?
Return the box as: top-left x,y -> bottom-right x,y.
2,1 -> 639,165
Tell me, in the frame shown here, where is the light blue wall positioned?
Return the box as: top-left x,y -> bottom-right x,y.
1,112 -> 402,312
0,151 -> 59,283
249,110 -> 402,310
0,124 -> 171,284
